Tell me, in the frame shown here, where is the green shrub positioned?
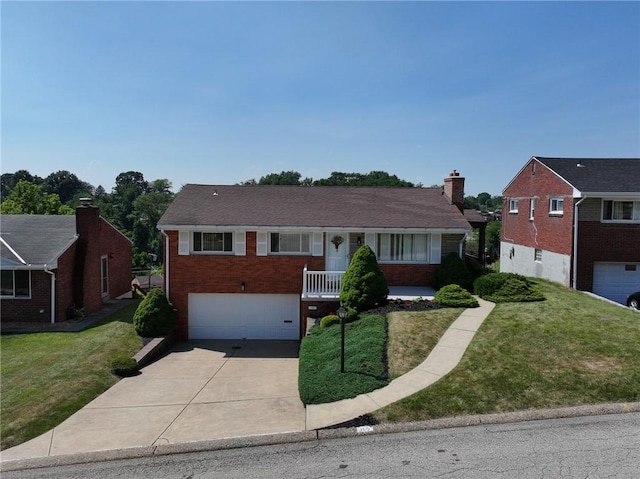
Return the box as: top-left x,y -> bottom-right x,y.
320,314 -> 340,328
473,272 -> 544,303
435,252 -> 473,291
433,284 -> 479,308
465,256 -> 491,283
340,245 -> 389,312
110,356 -> 139,377
132,288 -> 177,337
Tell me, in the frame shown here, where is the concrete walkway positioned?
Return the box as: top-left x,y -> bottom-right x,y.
1,298 -> 494,466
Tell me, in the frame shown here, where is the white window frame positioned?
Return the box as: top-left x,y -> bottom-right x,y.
549,197 -> 564,215
101,255 -> 109,297
0,270 -> 31,299
534,248 -> 542,263
192,231 -> 234,254
509,199 -> 519,213
529,197 -> 536,220
376,233 -> 430,264
602,199 -> 640,223
269,232 -> 311,255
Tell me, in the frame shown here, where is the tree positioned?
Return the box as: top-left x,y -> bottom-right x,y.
42,170 -> 89,204
313,171 -> 413,187
258,171 -> 304,185
485,220 -> 501,262
1,170 -> 43,199
131,184 -> 175,265
340,245 -> 389,311
111,171 -> 149,232
0,180 -> 73,215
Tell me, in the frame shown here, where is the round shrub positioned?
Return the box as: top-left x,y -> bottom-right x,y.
433,284 -> 479,308
110,356 -> 139,377
340,245 -> 389,312
132,287 -> 177,337
473,272 -> 544,302
320,314 -> 340,328
435,252 -> 473,291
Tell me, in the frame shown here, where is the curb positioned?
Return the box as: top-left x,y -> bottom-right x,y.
2,402 -> 638,473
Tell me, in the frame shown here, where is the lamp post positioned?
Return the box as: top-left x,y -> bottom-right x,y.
337,306 -> 348,373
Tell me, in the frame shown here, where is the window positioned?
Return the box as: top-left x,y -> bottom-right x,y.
602,200 -> 640,222
530,198 -> 536,220
101,256 -> 109,296
270,233 -> 310,254
549,197 -> 564,215
0,270 -> 30,298
377,234 -> 428,262
193,232 -> 233,253
509,199 -> 519,213
534,249 -> 542,262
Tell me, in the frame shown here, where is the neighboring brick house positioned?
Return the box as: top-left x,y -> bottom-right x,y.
501,157 -> 640,304
0,200 -> 132,323
157,172 -> 472,341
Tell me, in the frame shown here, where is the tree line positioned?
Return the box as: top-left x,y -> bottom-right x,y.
1,169 -> 501,268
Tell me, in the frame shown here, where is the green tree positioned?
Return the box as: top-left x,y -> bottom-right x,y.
258,170 -> 306,185
485,220 -> 501,261
0,180 -> 73,215
313,171 -> 413,187
42,170 -> 91,204
340,245 -> 389,311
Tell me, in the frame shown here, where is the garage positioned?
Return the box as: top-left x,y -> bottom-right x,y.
188,293 -> 300,340
593,262 -> 640,305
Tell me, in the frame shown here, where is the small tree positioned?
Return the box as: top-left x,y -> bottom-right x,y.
434,252 -> 473,291
132,288 -> 177,337
340,245 -> 388,311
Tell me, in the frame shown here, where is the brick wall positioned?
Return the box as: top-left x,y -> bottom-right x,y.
1,271 -> 52,322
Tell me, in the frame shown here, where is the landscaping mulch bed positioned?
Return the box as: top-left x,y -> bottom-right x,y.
365,298 -> 441,315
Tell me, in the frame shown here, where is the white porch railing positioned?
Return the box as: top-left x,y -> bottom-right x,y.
302,266 -> 345,299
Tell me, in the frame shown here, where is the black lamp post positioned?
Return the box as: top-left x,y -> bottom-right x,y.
337,306 -> 348,373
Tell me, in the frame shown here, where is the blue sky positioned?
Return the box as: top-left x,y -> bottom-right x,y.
2,1 -> 639,196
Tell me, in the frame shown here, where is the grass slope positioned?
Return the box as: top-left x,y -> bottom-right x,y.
378,280 -> 640,422
0,302 -> 142,450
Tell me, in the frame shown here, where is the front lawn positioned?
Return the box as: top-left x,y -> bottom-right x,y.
377,280 -> 640,422
0,302 -> 142,450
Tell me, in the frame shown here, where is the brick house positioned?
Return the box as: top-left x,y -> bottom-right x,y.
157,172 -> 472,341
501,157 -> 640,304
0,200 -> 132,323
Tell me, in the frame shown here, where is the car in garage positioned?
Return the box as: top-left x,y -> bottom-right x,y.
627,292 -> 640,311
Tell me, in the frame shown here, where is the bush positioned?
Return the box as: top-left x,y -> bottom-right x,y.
320,314 -> 340,328
132,287 -> 177,337
473,272 -> 544,303
465,256 -> 491,283
110,356 -> 139,377
340,245 -> 389,312
433,284 -> 479,308
435,252 -> 473,291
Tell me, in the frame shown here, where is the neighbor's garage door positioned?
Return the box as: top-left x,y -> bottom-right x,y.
593,262 -> 640,305
188,293 -> 300,340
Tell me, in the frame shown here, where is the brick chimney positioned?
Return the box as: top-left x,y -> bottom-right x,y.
444,170 -> 465,213
74,198 -> 102,312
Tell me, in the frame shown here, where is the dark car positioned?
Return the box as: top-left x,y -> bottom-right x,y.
627,292 -> 640,311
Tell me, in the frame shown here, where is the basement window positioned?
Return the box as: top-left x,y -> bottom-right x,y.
534,249 -> 542,262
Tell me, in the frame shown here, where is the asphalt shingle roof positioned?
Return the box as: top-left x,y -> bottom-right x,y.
158,185 -> 471,230
0,215 -> 77,266
535,157 -> 640,194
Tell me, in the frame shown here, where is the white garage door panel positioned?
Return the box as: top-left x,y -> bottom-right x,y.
593,263 -> 640,305
188,293 -> 299,340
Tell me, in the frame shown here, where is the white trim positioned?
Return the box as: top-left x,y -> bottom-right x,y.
158,225 -> 471,234
178,231 -> 190,255
0,237 -> 27,265
256,232 -> 268,256
234,231 -> 246,256
312,232 -> 323,256
430,233 -> 442,264
44,266 -> 56,324
162,231 -> 170,299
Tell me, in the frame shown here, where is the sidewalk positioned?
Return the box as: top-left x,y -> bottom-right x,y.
306,297 -> 495,429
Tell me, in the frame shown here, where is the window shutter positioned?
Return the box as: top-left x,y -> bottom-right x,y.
256,232 -> 268,256
178,231 -> 190,256
235,231 -> 246,256
365,233 -> 376,251
430,233 -> 442,264
312,232 -> 323,256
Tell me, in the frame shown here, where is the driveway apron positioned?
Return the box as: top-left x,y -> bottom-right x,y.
1,340 -> 305,460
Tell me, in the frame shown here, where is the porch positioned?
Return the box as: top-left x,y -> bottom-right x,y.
301,267 -> 435,301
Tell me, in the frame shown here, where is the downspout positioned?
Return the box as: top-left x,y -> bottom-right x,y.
44,266 -> 56,324
572,196 -> 587,290
161,230 -> 170,299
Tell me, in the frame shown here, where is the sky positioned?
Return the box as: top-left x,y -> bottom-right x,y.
2,1 -> 639,197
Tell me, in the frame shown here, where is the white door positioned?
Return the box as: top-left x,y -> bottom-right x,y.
326,232 -> 349,271
188,293 -> 300,340
593,263 -> 640,305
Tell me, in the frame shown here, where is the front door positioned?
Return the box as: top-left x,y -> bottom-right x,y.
326,232 -> 349,271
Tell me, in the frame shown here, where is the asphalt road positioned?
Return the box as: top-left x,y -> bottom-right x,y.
4,413 -> 639,479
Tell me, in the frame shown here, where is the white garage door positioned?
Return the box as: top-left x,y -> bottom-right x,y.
188,293 -> 300,340
593,263 -> 640,305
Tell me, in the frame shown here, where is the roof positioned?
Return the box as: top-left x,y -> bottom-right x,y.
158,185 -> 471,231
0,215 -> 78,268
535,157 -> 640,195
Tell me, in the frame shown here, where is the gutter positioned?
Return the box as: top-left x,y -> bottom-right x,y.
572,196 -> 587,290
43,265 -> 56,324
161,230 -> 170,299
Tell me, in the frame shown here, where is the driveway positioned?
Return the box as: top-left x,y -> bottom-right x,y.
2,340 -> 305,460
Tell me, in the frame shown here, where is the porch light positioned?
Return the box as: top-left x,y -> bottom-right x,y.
337,306 -> 348,373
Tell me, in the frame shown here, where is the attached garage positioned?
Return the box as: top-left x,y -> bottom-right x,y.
188,293 -> 300,340
593,262 -> 640,305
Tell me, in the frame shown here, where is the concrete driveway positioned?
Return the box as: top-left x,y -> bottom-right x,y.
2,340 -> 305,460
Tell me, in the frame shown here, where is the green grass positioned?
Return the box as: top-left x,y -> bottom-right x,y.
0,302 -> 142,450
376,280 -> 640,423
299,314 -> 389,404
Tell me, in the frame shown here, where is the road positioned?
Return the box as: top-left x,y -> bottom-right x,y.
4,413 -> 639,478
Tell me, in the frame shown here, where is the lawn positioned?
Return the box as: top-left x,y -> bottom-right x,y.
376,280 -> 640,423
0,302 -> 142,450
